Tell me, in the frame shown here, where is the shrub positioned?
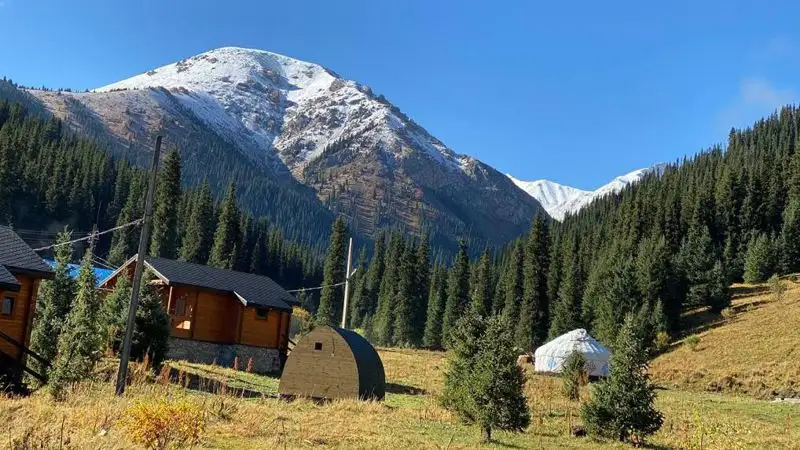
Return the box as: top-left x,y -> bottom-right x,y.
768,274 -> 787,302
654,331 -> 670,353
720,307 -> 735,320
562,351 -> 588,401
118,397 -> 206,449
685,334 -> 701,351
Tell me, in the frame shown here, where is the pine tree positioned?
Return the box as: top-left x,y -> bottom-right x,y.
316,217 -> 347,326
180,181 -> 215,264
743,232 -> 776,283
470,248 -> 493,317
49,248 -> 103,400
549,238 -> 582,339
581,313 -> 663,443
442,239 -> 471,348
593,260 -> 640,346
374,233 -> 403,345
347,246 -> 368,329
518,216 -> 551,349
392,240 -> 419,345
501,240 -> 524,325
208,182 -> 240,269
130,273 -> 171,368
149,148 -> 181,259
103,268 -> 131,352
29,230 -> 76,379
443,314 -> 530,442
423,264 -> 447,349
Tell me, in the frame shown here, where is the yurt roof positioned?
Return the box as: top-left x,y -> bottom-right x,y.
534,328 -> 611,360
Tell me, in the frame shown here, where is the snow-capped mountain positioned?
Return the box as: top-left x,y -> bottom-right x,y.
26,47 -> 545,247
509,165 -> 665,221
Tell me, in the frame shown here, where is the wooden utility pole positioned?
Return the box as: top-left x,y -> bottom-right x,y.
115,135 -> 162,396
340,237 -> 354,328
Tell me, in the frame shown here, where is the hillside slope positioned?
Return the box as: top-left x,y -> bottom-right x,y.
651,281 -> 800,399
24,47 -> 545,248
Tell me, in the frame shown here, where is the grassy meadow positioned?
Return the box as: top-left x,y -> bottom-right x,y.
2,283 -> 800,449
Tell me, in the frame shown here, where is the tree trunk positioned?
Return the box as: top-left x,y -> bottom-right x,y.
482,425 -> 492,442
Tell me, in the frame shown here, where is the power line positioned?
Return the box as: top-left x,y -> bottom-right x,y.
286,281 -> 346,293
32,219 -> 143,252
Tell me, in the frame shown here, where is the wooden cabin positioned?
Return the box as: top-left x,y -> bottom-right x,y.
100,256 -> 296,373
0,226 -> 54,383
279,326 -> 386,401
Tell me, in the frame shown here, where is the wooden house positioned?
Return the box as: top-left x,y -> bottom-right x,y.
0,226 -> 54,383
100,256 -> 297,373
279,326 -> 385,401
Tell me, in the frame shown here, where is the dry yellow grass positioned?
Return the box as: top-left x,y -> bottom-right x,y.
0,344 -> 797,448
651,280 -> 800,399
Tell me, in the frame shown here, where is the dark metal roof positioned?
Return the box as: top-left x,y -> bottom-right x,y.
333,326 -> 386,400
0,265 -> 21,291
143,257 -> 296,311
0,226 -> 54,280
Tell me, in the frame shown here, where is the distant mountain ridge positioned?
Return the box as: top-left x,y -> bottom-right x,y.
18,47 -> 545,249
509,165 -> 666,220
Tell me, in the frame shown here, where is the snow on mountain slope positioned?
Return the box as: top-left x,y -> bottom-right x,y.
510,165 -> 665,220
94,47 -> 471,173
27,46 -> 544,247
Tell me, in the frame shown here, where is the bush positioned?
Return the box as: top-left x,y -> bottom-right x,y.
720,307 -> 734,320
118,397 -> 206,449
768,274 -> 787,302
562,351 -> 587,400
654,331 -> 670,353
685,334 -> 701,351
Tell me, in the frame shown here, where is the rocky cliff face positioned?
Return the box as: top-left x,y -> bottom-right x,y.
28,47 -> 545,247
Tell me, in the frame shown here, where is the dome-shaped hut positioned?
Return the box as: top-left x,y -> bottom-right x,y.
534,328 -> 611,378
279,326 -> 385,400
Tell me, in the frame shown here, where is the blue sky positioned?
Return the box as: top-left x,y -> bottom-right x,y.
1,0 -> 798,189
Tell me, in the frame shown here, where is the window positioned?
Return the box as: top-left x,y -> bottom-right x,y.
175,297 -> 186,316
314,342 -> 323,351
256,308 -> 269,320
1,296 -> 14,316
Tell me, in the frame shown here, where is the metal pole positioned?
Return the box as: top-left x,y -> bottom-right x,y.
340,237 -> 353,328
115,135 -> 162,396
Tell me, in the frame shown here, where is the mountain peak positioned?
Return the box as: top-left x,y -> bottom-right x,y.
510,165 -> 664,220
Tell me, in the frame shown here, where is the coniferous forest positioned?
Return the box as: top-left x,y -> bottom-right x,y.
0,99 -> 324,298
4,91 -> 800,351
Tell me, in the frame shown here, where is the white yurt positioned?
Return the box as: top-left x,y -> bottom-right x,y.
533,329 -> 611,377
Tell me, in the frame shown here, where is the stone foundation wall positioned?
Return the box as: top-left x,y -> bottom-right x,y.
167,338 -> 281,374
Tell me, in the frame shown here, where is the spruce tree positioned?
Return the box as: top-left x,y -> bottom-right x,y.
316,217 -> 347,326
470,248 -> 493,317
29,230 -> 76,379
130,273 -> 171,368
581,313 -> 663,444
392,240 -> 418,345
149,148 -> 181,259
443,314 -> 530,442
180,181 -> 215,264
208,181 -> 241,269
49,248 -> 103,400
374,233 -> 403,344
501,240 -> 524,325
362,233 -> 386,322
593,260 -> 640,346
518,216 -> 551,349
743,232 -> 776,283
103,268 -> 131,353
442,239 -> 470,348
423,264 -> 447,349
108,177 -> 144,266
549,239 -> 582,339
347,246 -> 368,329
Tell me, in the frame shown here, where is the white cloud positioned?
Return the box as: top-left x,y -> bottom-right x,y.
717,78 -> 796,130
